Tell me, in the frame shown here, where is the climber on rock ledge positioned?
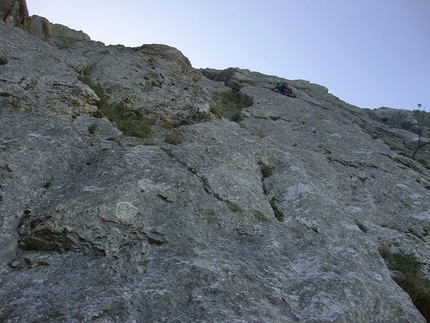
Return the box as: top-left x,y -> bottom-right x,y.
271,81 -> 296,98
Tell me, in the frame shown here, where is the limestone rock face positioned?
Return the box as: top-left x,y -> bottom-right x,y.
1,16 -> 430,323
1,0 -> 29,29
1,0 -> 90,40
0,23 -> 98,121
28,15 -> 90,41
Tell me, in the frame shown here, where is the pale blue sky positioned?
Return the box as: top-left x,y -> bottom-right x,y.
29,0 -> 429,110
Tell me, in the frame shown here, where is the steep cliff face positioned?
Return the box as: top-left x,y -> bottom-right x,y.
28,15 -> 90,41
1,0 -> 29,28
1,0 -> 90,40
1,15 -> 430,323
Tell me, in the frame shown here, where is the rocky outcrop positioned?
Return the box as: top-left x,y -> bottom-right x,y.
28,15 -> 90,41
1,14 -> 430,323
1,0 -> 29,29
0,23 -> 98,121
365,107 -> 430,162
1,0 -> 90,40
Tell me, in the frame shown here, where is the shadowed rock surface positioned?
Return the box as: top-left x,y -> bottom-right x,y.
1,9 -> 430,323
2,0 -> 89,40
1,0 -> 29,28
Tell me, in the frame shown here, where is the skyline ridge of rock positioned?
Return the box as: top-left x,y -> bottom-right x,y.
1,0 -> 90,40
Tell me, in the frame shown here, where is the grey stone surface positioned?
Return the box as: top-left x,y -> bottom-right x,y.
1,0 -> 29,28
1,16 -> 430,323
28,15 -> 90,41
1,0 -> 89,40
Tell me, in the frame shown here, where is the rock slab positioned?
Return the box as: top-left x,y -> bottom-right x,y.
0,9 -> 430,323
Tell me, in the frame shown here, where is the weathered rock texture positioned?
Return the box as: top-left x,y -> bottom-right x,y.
28,15 -> 90,41
1,0 -> 90,40
1,11 -> 430,323
1,0 -> 29,28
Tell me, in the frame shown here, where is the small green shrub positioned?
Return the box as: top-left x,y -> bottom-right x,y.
151,80 -> 163,88
220,91 -> 242,105
118,117 -> 152,138
165,133 -> 183,145
88,124 -> 97,134
175,119 -> 191,127
355,220 -> 368,233
270,197 -> 284,222
399,150 -> 410,157
0,92 -> 11,97
418,159 -> 430,169
259,163 -> 273,178
188,166 -> 198,174
211,91 -> 251,123
93,110 -> 103,118
230,111 -> 243,123
210,105 -> 224,119
395,275 -> 430,320
391,250 -> 423,276
43,177 -> 53,189
161,120 -> 175,129
252,130 -> 266,138
106,137 -> 116,141
0,56 -> 8,65
379,247 -> 430,321
378,245 -> 391,260
262,182 -> 269,195
82,65 -> 93,76
56,42 -> 71,50
381,116 -> 389,123
192,112 -> 211,123
77,75 -> 152,139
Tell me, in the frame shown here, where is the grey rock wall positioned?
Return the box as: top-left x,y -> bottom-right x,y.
0,19 -> 429,323
28,15 -> 90,41
1,0 -> 89,40
1,0 -> 29,28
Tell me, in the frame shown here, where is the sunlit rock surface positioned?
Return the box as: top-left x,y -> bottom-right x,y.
1,14 -> 430,323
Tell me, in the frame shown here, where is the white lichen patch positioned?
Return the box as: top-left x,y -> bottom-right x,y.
138,178 -> 170,192
116,202 -> 138,220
